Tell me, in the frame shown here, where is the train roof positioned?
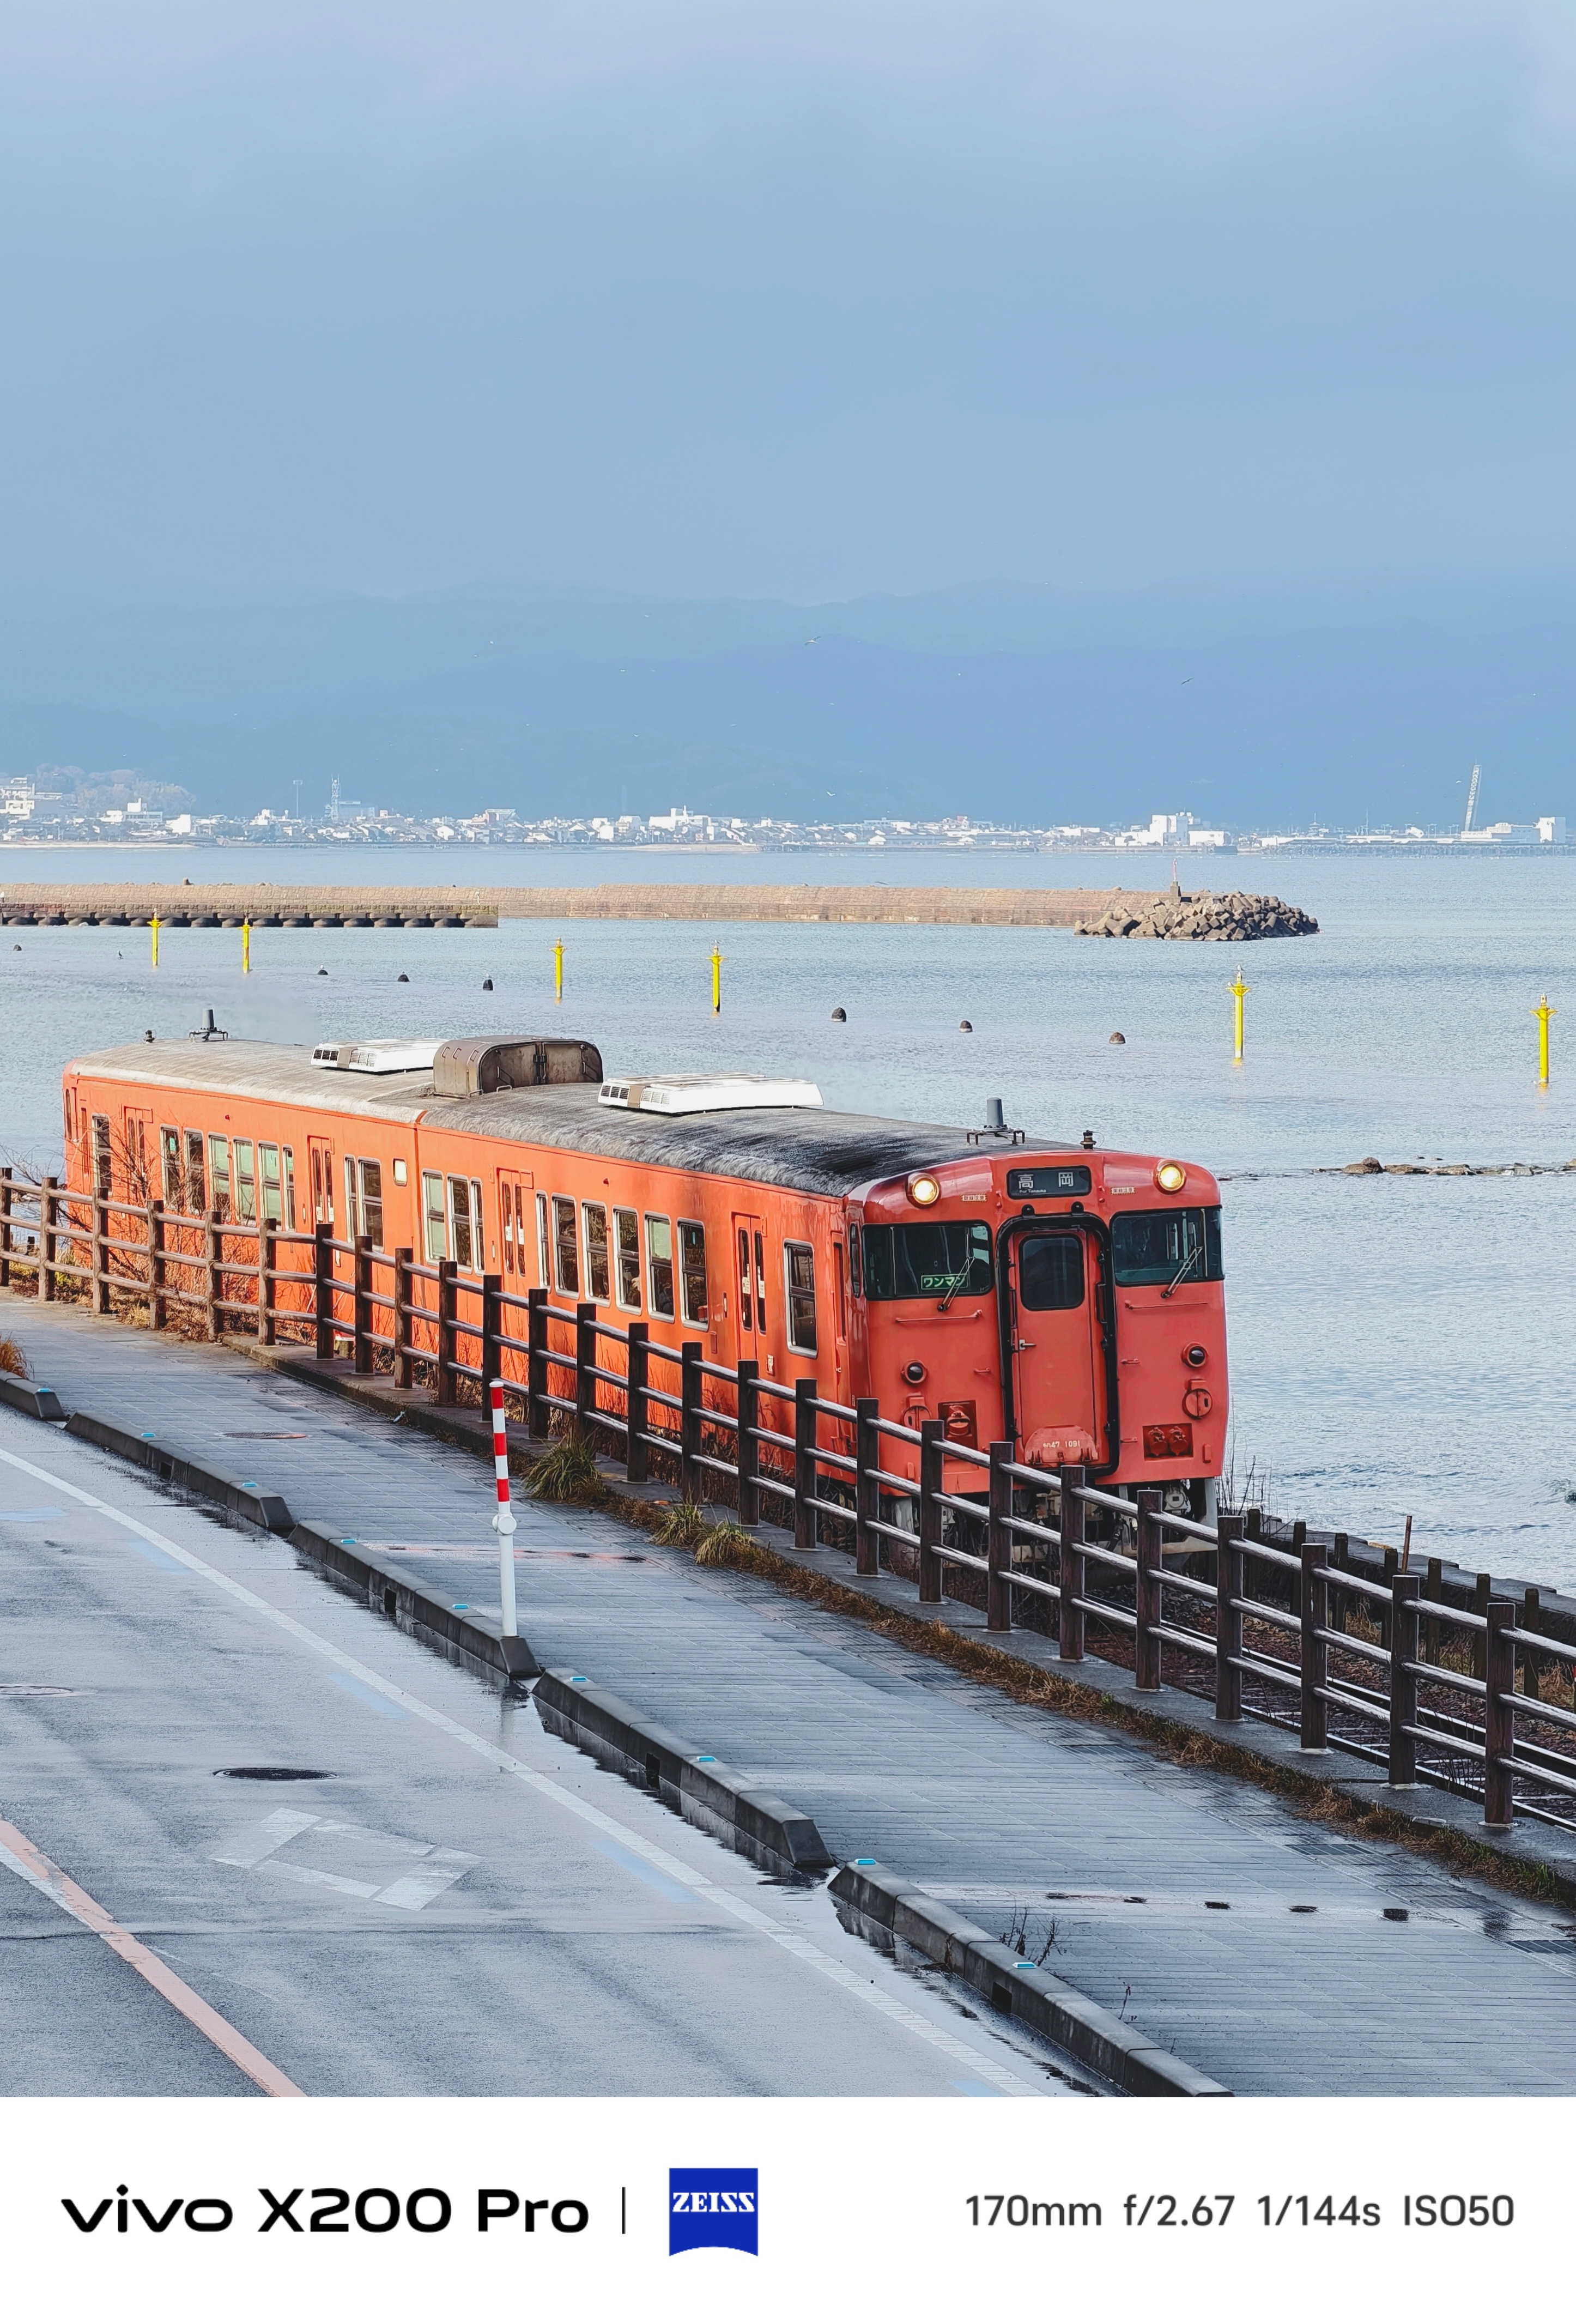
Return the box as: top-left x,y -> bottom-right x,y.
67,1038 -> 1081,1198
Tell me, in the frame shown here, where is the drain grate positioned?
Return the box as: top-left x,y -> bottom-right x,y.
216,1767 -> 331,1781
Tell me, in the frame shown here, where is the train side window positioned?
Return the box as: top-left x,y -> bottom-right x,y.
309,1141 -> 334,1227
282,1147 -> 295,1229
207,1135 -> 231,1222
678,1221 -> 708,1327
90,1115 -> 112,1199
259,1144 -> 283,1226
160,1126 -> 181,1205
421,1172 -> 446,1262
536,1191 -> 549,1286
1019,1232 -> 1084,1310
234,1139 -> 257,1223
645,1215 -> 675,1319
613,1207 -> 641,1310
581,1202 -> 610,1301
185,1129 -> 205,1215
848,1224 -> 863,1299
450,1176 -> 477,1272
784,1242 -> 817,1354
832,1240 -> 847,1340
552,1195 -> 579,1295
736,1227 -> 752,1330
500,1181 -> 518,1275
347,1159 -> 384,1249
754,1230 -> 767,1329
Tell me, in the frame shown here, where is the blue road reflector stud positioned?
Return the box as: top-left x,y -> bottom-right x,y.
695,1755 -> 716,1764
854,1858 -> 876,1867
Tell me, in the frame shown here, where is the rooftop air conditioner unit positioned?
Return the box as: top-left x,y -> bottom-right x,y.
598,1073 -> 822,1114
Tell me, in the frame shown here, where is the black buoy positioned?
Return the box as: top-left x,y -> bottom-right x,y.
317,967 -> 328,977
1109,1031 -> 1126,1045
144,1029 -> 155,1042
482,977 -> 493,992
959,1019 -> 973,1032
831,1006 -> 846,1021
397,972 -> 409,983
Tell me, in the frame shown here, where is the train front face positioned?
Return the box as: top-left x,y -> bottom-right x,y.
857,1145 -> 1227,1510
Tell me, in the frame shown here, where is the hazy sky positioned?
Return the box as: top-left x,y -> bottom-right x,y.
3,1 -> 1574,600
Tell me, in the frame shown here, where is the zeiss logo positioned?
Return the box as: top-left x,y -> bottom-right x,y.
669,2169 -> 758,2257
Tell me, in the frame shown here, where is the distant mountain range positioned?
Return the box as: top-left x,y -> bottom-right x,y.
0,573 -> 1570,831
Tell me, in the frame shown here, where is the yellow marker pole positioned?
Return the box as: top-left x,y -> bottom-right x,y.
1229,973 -> 1249,1062
1533,994 -> 1555,1086
710,945 -> 723,1014
553,938 -> 563,1005
150,912 -> 161,969
241,918 -> 251,976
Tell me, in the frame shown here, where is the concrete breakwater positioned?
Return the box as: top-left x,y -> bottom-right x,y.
0,879 -> 1312,935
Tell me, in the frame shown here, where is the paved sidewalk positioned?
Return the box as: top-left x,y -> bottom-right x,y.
7,1295 -> 1576,2094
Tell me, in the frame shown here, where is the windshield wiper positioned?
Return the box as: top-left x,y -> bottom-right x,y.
935,1254 -> 975,1311
1160,1241 -> 1204,1300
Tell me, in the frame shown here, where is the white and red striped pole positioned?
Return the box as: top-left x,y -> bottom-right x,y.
490,1378 -> 518,1639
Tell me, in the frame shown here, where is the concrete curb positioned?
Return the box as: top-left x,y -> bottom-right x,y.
65,1410 -> 295,1533
534,1667 -> 834,1877
288,1520 -> 541,1685
0,1369 -> 68,1423
830,1861 -> 1229,2099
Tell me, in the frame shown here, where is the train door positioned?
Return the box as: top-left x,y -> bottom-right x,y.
498,1173 -> 534,1287
998,1218 -> 1114,1473
122,1107 -> 154,1201
731,1214 -> 769,1362
307,1136 -> 335,1227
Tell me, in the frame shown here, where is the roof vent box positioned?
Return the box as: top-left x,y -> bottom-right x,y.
312,1039 -> 439,1074
433,1036 -> 604,1097
599,1073 -> 822,1115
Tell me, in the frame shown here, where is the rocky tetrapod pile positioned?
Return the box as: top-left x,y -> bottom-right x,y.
1074,883 -> 1318,941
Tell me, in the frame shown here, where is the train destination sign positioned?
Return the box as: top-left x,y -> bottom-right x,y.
1005,1165 -> 1092,1199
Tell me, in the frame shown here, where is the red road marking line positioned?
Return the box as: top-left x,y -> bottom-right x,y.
0,1815 -> 304,2097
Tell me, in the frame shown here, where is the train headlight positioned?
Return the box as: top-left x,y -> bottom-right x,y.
1154,1160 -> 1187,1194
907,1172 -> 941,1207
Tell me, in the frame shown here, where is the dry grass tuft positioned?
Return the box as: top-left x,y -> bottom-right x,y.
0,1333 -> 31,1379
696,1519 -> 756,1567
523,1427 -> 607,1505
652,1498 -> 709,1550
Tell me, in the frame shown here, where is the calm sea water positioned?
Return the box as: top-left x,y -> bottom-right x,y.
3,843 -> 1573,1589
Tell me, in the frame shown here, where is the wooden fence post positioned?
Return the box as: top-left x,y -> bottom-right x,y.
435,1258 -> 458,1404
1389,1572 -> 1420,1787
1058,1463 -> 1087,1661
1521,1587 -> 1542,1704
1300,1532 -> 1328,1751
1472,1572 -> 1491,1680
313,1224 -> 335,1359
393,1247 -> 413,1387
1425,1556 -> 1443,1665
257,1220 -> 275,1345
737,1359 -> 761,1522
1135,1487 -> 1162,1690
680,1342 -> 704,1503
853,1396 -> 879,1575
793,1376 -> 817,1548
147,1199 -> 167,1331
1215,1511 -> 1244,1722
622,1321 -> 648,1480
1483,1599 -> 1516,1828
917,1419 -> 945,1603
353,1234 -> 374,1373
574,1300 -> 597,1432
481,1273 -> 504,1405
205,1213 -> 222,1340
1,1165 -> 12,1289
526,1286 -> 549,1438
986,1440 -> 1014,1632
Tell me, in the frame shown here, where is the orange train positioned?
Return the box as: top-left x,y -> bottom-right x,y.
61,1031 -> 1228,1514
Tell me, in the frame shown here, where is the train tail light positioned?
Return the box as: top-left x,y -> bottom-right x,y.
1143,1423 -> 1195,1461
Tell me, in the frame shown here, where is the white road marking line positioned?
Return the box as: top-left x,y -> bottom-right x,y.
0,1436 -> 1043,2097
0,1816 -> 302,2098
216,1811 -> 481,1911
213,1808 -> 319,1868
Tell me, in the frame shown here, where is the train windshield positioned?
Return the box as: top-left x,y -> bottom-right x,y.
1111,1205 -> 1224,1287
863,1221 -> 993,1301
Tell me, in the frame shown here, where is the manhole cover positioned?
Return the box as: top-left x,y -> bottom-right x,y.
216,1767 -> 331,1781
